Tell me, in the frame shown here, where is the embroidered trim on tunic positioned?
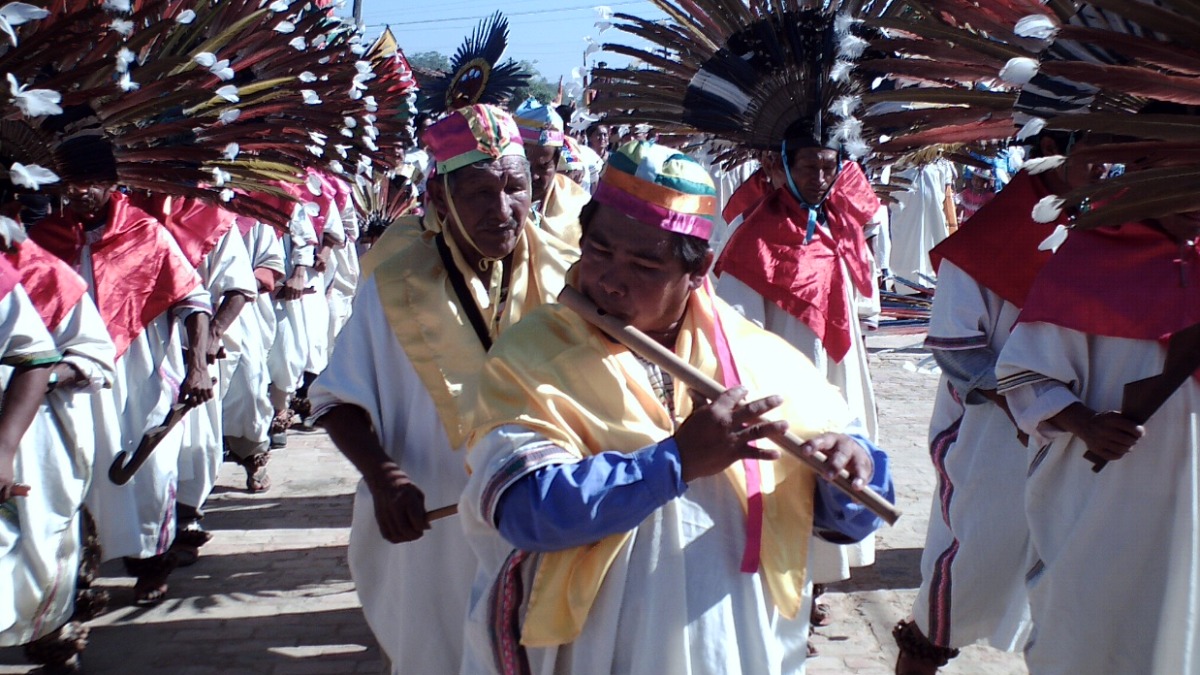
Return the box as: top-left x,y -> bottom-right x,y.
489,548 -> 533,675
481,440 -> 576,524
923,334 -> 989,351
996,370 -> 1054,394
927,417 -> 962,647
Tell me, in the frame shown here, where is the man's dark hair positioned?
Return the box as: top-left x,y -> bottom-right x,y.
586,122 -> 609,140
578,200 -> 710,275
1026,130 -> 1073,159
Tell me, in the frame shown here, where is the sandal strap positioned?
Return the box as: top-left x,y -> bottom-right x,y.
892,620 -> 959,667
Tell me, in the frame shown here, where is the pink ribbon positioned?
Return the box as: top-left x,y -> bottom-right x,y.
705,278 -> 763,574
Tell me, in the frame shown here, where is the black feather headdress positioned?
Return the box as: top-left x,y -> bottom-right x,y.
591,1 -> 891,168
419,12 -> 530,116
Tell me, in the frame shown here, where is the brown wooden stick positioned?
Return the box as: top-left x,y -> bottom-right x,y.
427,504 -> 458,522
12,484 -> 30,497
559,285 -> 901,526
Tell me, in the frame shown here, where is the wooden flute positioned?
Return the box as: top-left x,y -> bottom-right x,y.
558,285 -> 901,526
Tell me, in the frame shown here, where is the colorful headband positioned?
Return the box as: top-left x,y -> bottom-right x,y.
513,97 -> 565,147
591,141 -> 717,241
425,104 -> 526,174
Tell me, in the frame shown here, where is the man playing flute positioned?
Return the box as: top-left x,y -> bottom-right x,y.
459,141 -> 893,675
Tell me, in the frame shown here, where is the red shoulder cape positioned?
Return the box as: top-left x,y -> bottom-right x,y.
0,256 -> 18,304
132,194 -> 236,269
30,192 -> 201,358
930,171 -> 1062,308
722,169 -> 773,224
5,238 -> 88,331
715,162 -> 879,363
1019,221 -> 1200,341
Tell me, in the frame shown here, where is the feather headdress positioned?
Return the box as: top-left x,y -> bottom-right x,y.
590,1 -> 905,168
0,0 -> 415,227
995,1 -> 1200,230
418,12 -> 530,116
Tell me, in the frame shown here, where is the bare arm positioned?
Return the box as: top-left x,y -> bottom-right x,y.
206,291 -> 250,362
319,404 -> 429,542
0,364 -> 52,501
180,311 -> 213,404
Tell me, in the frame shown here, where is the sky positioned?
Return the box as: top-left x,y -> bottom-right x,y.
343,0 -> 665,84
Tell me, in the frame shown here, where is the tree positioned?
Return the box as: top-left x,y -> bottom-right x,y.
408,51 -> 450,72
507,60 -> 558,110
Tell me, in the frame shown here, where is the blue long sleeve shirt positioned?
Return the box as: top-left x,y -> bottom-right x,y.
495,434 -> 894,553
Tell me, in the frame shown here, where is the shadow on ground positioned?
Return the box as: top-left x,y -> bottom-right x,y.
831,547 -> 923,593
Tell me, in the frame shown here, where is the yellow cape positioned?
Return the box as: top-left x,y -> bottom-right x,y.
371,218 -> 577,448
470,282 -> 852,646
537,173 -> 589,249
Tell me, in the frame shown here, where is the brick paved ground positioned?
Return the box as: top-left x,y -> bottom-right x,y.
0,334 -> 1028,674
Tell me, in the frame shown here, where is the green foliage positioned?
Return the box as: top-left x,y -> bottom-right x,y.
408,51 -> 451,72
507,60 -> 557,110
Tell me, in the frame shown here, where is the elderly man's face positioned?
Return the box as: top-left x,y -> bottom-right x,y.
786,147 -> 840,205
525,144 -> 559,206
430,155 -> 532,260
577,204 -> 711,335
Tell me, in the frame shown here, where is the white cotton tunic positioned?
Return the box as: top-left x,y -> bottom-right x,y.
0,287 -> 113,646
308,276 -> 475,675
997,322 -> 1200,675
911,261 -> 1031,650
224,222 -> 285,456
177,230 -> 257,508
717,267 -> 878,586
888,160 -> 954,292
269,206 -> 317,393
460,426 -> 814,675
80,232 -> 210,561
326,202 -> 360,343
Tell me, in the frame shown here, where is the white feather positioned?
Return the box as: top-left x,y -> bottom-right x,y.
1033,197 -> 1065,224
299,71 -> 317,83
216,85 -> 240,103
834,14 -> 861,36
838,33 -> 869,61
0,3 -> 48,46
999,57 -> 1040,86
831,60 -> 854,83
220,189 -> 235,202
211,167 -> 231,187
289,36 -> 306,51
1038,223 -> 1070,250
7,73 -> 61,117
110,18 -> 132,35
116,47 -> 136,73
832,95 -> 861,119
194,52 -> 218,68
306,174 -> 323,195
0,215 -> 26,247
9,162 -> 58,190
118,72 -> 139,92
301,89 -> 321,105
1024,155 -> 1065,175
219,109 -> 241,124
1014,14 -> 1058,40
175,9 -> 195,23
274,20 -> 295,33
102,0 -> 131,12
223,143 -> 240,160
329,160 -> 344,175
268,0 -> 289,11
1016,116 -> 1046,142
